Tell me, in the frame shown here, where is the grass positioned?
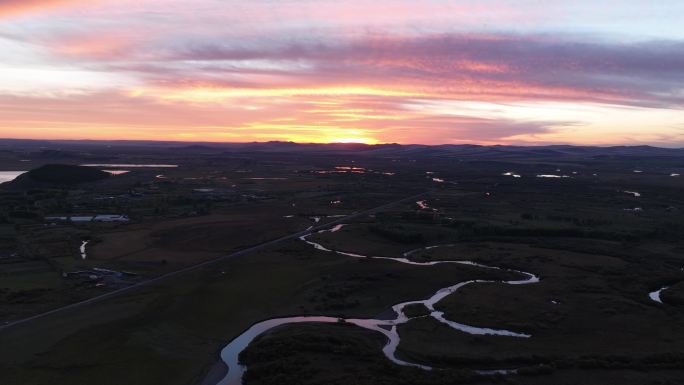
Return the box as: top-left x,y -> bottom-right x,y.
392,237 -> 684,383
0,237 -> 511,385
239,323 -> 492,385
0,271 -> 62,290
1,147 -> 684,385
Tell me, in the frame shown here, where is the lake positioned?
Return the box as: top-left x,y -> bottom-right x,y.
80,164 -> 178,168
0,171 -> 26,184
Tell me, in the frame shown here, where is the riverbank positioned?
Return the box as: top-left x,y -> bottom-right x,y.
199,360 -> 228,385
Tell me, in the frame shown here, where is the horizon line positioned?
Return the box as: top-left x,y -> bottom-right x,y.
1,137 -> 683,150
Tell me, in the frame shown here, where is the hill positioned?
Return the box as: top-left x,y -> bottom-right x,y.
3,164 -> 109,189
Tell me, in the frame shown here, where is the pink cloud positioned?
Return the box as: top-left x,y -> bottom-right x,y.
160,34 -> 684,108
0,0 -> 85,17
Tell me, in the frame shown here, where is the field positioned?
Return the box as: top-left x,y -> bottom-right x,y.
1,140 -> 684,385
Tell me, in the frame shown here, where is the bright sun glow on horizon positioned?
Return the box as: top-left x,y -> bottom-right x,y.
332,137 -> 378,144
0,1 -> 683,146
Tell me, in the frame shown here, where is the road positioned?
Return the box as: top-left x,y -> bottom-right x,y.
0,191 -> 428,332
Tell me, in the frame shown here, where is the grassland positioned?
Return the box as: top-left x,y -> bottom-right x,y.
0,237 -> 512,385
1,141 -> 683,385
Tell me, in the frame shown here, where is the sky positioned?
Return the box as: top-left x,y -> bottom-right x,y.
1,0 -> 683,146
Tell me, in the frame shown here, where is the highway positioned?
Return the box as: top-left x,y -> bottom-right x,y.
0,191 -> 428,332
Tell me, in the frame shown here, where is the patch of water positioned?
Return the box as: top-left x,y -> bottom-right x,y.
81,164 -> 178,168
80,240 -> 89,259
649,287 -> 668,303
102,170 -> 130,175
0,171 -> 26,184
244,177 -> 288,180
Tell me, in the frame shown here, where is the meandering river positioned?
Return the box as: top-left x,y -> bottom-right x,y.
213,224 -> 539,385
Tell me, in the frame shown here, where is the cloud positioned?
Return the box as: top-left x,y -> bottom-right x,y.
0,89 -> 570,144
0,0 -> 84,17
42,30 -> 683,108
15,3 -> 682,109
164,34 -> 684,108
2,2 -> 684,145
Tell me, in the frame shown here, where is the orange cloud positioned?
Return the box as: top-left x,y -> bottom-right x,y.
0,0 -> 85,17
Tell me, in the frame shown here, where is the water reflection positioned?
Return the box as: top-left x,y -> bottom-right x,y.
102,170 -> 130,175
649,287 -> 668,303
81,164 -> 178,168
536,174 -> 570,178
0,171 -> 26,184
502,172 -> 521,178
80,240 -> 89,260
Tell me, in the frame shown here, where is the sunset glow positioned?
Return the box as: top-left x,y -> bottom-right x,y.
1,1 -> 683,146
